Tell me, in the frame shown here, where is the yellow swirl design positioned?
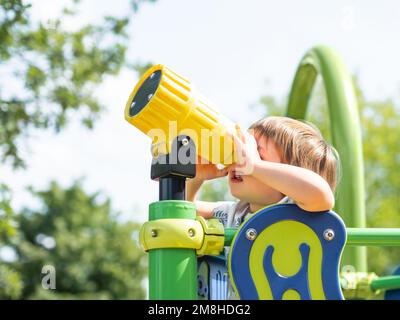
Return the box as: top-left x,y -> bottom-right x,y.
249,220 -> 325,300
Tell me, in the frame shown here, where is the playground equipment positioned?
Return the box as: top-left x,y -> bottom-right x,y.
125,46 -> 400,300
125,64 -> 237,165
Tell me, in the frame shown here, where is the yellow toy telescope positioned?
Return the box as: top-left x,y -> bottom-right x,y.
124,65 -> 237,165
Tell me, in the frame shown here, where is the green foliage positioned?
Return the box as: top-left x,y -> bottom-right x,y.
0,184 -> 23,298
357,95 -> 400,275
0,0 -> 156,299
3,181 -> 146,299
0,184 -> 16,239
0,0 -> 154,168
199,178 -> 233,202
0,264 -> 23,299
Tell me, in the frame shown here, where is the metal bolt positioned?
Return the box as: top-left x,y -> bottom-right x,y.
188,228 -> 195,237
323,229 -> 335,241
246,228 -> 257,241
151,229 -> 157,237
147,93 -> 153,101
181,138 -> 189,146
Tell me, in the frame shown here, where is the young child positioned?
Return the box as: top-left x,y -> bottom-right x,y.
187,115 -> 340,229
187,116 -> 340,299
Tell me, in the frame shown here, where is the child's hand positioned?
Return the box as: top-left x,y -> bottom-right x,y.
231,124 -> 261,176
193,156 -> 229,181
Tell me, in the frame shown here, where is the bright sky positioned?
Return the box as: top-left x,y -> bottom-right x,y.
2,0 -> 400,223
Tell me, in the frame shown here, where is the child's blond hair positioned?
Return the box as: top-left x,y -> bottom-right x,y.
249,116 -> 341,191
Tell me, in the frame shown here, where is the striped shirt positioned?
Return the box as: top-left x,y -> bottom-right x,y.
212,196 -> 295,228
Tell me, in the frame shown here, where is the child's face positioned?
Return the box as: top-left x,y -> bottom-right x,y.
228,133 -> 285,208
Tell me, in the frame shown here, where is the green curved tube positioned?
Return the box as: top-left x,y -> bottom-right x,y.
286,46 -> 367,271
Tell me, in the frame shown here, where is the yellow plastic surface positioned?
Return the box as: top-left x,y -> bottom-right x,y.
125,64 -> 238,164
248,220 -> 326,300
196,216 -> 225,256
140,218 -> 203,252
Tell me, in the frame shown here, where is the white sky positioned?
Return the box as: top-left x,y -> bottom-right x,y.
1,0 -> 400,223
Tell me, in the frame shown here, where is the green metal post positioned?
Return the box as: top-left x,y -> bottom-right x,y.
286,46 -> 367,271
347,228 -> 400,246
148,200 -> 197,300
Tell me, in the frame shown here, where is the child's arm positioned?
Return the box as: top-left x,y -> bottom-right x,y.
252,161 -> 335,212
186,157 -> 229,218
233,126 -> 335,212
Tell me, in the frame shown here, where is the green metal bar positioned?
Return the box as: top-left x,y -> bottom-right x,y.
224,228 -> 237,246
286,46 -> 367,271
224,227 -> 400,247
347,228 -> 400,246
148,200 -> 197,300
371,276 -> 400,291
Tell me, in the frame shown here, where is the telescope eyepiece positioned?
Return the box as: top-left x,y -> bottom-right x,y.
129,70 -> 162,117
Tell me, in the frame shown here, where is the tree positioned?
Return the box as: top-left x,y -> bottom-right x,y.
355,88 -> 400,275
0,184 -> 23,299
4,181 -> 146,299
0,0 -> 155,298
0,0 -> 155,168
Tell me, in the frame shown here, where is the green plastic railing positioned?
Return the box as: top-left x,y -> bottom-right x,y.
225,227 -> 400,247
371,276 -> 400,291
286,46 -> 367,271
224,228 -> 237,246
347,228 -> 400,246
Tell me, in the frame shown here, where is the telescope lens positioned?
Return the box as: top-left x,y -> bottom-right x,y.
129,70 -> 162,117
